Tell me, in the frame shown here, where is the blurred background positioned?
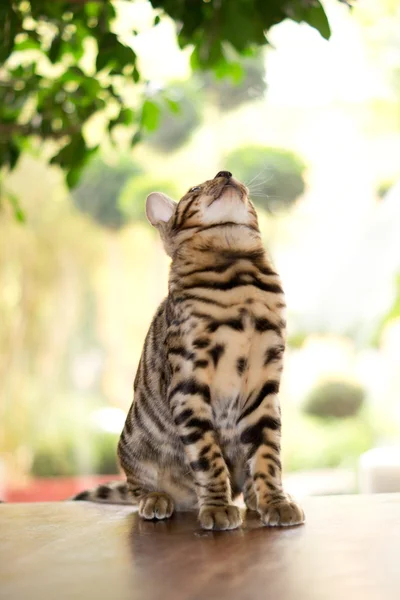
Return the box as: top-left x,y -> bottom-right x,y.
1,0 -> 400,501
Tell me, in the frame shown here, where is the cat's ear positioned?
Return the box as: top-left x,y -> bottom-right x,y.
146,192 -> 177,226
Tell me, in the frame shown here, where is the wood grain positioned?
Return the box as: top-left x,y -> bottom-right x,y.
0,495 -> 399,600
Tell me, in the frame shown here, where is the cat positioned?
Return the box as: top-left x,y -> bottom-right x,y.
72,170 -> 304,530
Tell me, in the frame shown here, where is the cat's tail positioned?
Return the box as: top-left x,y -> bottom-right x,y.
70,480 -> 134,505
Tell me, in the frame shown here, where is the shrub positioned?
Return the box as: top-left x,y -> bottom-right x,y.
200,54 -> 267,111
31,428 -> 120,477
30,398 -> 121,477
303,381 -> 366,420
31,439 -> 79,477
225,145 -> 306,211
119,175 -> 181,222
146,81 -> 203,152
90,430 -> 120,475
282,411 -> 374,472
71,157 -> 142,230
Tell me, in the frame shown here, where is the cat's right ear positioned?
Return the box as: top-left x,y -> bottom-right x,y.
146,192 -> 177,227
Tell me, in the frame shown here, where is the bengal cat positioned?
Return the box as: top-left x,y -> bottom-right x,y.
73,170 -> 305,530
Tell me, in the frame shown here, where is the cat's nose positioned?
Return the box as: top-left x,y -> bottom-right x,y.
215,171 -> 232,180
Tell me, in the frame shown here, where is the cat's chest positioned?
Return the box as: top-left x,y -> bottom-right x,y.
211,395 -> 241,440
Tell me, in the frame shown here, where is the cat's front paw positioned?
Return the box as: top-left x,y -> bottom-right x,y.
199,505 -> 242,531
259,494 -> 304,527
139,492 -> 174,520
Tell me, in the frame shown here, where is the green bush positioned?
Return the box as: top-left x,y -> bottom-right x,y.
303,381 -> 366,420
146,81 -> 203,152
90,430 -> 120,475
225,145 -> 306,211
119,175 -> 180,222
282,412 -> 374,472
287,331 -> 308,349
31,429 -> 120,477
30,398 -> 121,477
71,157 -> 142,230
31,439 -> 79,477
200,54 -> 267,111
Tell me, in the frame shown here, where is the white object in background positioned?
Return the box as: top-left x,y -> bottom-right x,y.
90,407 -> 126,434
359,447 -> 400,493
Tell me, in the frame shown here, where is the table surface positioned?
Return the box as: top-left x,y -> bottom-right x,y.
0,495 -> 399,600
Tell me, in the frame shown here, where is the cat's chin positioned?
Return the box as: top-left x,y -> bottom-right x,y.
218,182 -> 244,202
208,186 -> 242,207
201,188 -> 249,225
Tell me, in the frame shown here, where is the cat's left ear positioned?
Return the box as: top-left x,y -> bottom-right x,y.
146,192 -> 177,226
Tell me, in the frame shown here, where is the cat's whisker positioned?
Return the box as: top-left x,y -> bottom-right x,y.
248,182 -> 268,191
245,168 -> 269,187
245,164 -> 274,188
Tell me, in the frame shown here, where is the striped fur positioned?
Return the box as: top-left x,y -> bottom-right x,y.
72,173 -> 304,530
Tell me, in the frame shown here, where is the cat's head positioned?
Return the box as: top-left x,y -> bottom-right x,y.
146,171 -> 260,257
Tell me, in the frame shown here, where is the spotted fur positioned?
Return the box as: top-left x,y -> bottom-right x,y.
72,171 -> 304,530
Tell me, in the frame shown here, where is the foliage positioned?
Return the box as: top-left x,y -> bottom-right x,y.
282,410 -> 375,472
0,0 -> 343,193
200,53 -> 267,111
303,381 -> 366,420
71,157 -> 141,230
287,331 -> 309,349
376,179 -> 395,199
119,174 -> 180,222
0,161 -> 162,478
146,82 -> 203,152
31,421 -> 120,477
31,439 -> 78,477
225,145 -> 307,211
29,392 -> 120,478
93,430 -> 120,475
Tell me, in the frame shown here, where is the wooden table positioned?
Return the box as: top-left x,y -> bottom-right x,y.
1,495 -> 399,600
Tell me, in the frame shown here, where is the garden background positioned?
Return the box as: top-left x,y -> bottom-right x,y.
1,0 -> 399,500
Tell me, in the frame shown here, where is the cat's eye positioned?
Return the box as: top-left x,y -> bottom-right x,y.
189,186 -> 201,193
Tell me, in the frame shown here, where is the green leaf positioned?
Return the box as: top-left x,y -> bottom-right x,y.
292,1 -> 331,40
108,118 -> 119,133
141,100 -> 160,132
7,191 -> 25,223
50,133 -> 87,169
133,66 -> 140,83
49,34 -> 63,63
0,6 -> 20,62
85,2 -> 102,19
63,143 -> 98,189
119,108 -> 134,125
9,140 -> 21,170
303,1 -> 331,40
189,40 -> 225,70
14,38 -> 41,52
96,33 -> 136,72
131,131 -> 142,147
190,46 -> 201,71
66,166 -> 83,188
165,98 -> 181,114
60,66 -> 85,84
108,108 -> 134,132
214,59 -> 244,83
